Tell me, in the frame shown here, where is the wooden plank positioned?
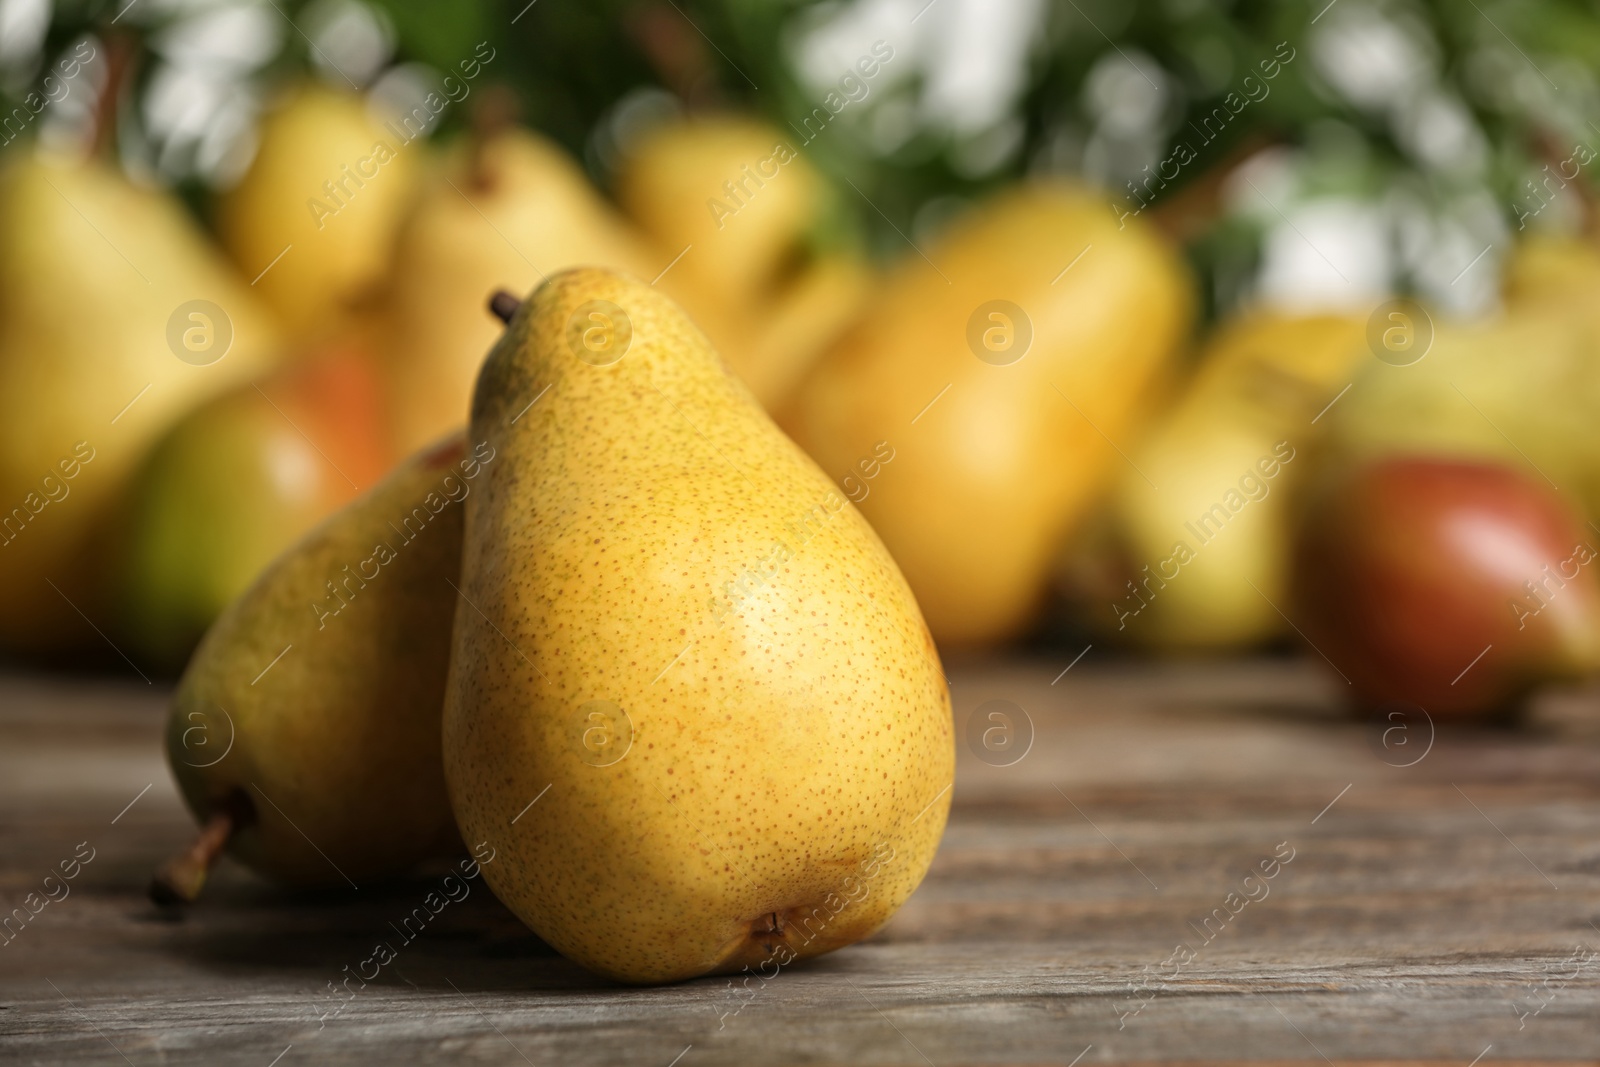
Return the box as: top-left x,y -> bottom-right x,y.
1,659 -> 1598,1065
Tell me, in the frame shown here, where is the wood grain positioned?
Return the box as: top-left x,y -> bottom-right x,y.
2,658 -> 1598,1065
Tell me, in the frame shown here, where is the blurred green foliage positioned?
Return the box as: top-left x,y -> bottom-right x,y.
5,0 -> 1598,314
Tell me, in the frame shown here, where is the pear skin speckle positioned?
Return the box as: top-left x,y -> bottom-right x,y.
443,268 -> 954,985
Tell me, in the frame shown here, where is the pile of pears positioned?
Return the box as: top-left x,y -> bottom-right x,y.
0,83 -> 879,670
0,77 -> 1216,982
1062,231 -> 1600,716
1,67 -> 1214,675
19,64 -> 1597,987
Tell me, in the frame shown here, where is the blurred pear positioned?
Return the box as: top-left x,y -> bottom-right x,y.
115,329 -> 393,668
1503,233 -> 1600,310
1324,264 -> 1600,525
0,150 -> 281,655
218,85 -> 418,337
619,115 -> 820,303
616,115 -> 868,409
1295,455 -> 1600,717
784,183 -> 1192,649
1499,235 -> 1600,518
1107,313 -> 1368,650
382,126 -> 655,454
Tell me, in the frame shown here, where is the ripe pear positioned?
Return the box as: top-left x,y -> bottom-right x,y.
1107,312 -> 1368,650
1502,233 -> 1600,311
619,116 -> 820,302
617,115 -> 867,409
115,330 -> 393,667
1323,302 -> 1600,525
783,183 -> 1192,649
1494,235 -> 1600,519
1293,455 -> 1600,716
443,269 -> 953,985
382,127 -> 656,454
1317,235 -> 1600,526
156,432 -> 490,900
0,150 -> 281,655
218,85 -> 419,337
737,252 -> 871,408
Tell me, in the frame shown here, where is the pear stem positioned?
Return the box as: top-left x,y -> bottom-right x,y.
149,808 -> 236,908
1148,132 -> 1272,243
1532,129 -> 1598,238
488,290 -> 521,324
91,32 -> 138,164
624,6 -> 717,106
467,85 -> 520,192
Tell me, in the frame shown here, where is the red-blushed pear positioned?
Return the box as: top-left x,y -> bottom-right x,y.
1293,455 -> 1600,717
442,269 -> 953,984
115,330 -> 393,668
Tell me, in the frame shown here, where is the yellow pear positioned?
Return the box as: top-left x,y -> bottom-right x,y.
0,151 -> 280,654
618,115 -> 822,304
1503,233 -> 1600,311
1324,304 -> 1600,524
1322,235 -> 1600,525
1108,313 -> 1368,650
1498,236 -> 1600,517
443,270 -> 953,984
616,115 -> 868,409
382,127 -> 656,454
156,433 -> 488,900
783,183 -> 1192,649
217,85 -> 418,336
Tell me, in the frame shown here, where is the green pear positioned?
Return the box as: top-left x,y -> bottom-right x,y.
116,330 -> 393,668
0,150 -> 281,655
1109,312 -> 1368,650
1323,241 -> 1600,526
443,269 -> 953,985
156,432 -> 492,900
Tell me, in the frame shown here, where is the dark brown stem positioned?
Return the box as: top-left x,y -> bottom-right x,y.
488,290 -> 521,324
1149,132 -> 1274,244
1532,127 -> 1597,239
624,3 -> 719,108
468,85 -> 520,192
149,808 -> 235,907
92,32 -> 137,163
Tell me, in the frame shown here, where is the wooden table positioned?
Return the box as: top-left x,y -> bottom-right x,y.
3,657 -> 1599,1065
